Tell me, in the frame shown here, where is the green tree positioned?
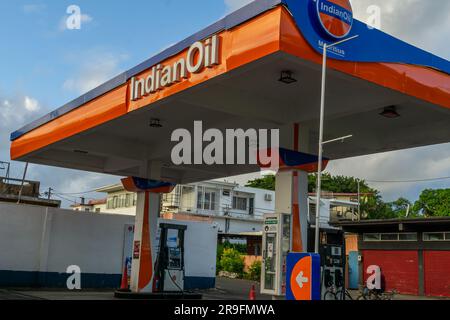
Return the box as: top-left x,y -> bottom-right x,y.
308,173 -> 374,194
219,248 -> 245,275
389,197 -> 415,218
245,260 -> 261,281
246,174 -> 275,190
246,173 -> 375,194
246,173 -> 384,219
413,189 -> 450,217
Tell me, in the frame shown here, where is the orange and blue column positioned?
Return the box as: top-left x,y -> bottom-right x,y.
121,177 -> 176,293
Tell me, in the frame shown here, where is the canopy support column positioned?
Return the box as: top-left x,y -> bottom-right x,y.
275,169 -> 309,252
129,191 -> 160,293
121,176 -> 176,293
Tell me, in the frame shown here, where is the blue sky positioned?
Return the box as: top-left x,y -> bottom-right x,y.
0,0 -> 230,109
0,0 -> 251,206
0,0 -> 449,207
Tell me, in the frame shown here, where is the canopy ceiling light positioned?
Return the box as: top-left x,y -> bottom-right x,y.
278,70 -> 297,84
73,150 -> 89,154
380,106 -> 400,118
149,118 -> 163,128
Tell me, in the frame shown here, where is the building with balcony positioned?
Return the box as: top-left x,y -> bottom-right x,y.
0,176 -> 61,208
73,180 -> 276,236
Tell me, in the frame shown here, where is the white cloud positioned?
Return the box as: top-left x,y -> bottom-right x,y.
1,95 -> 41,128
58,12 -> 94,32
224,0 -> 254,13
0,94 -> 44,180
23,4 -> 46,14
326,144 -> 450,202
0,92 -> 116,208
24,96 -> 40,112
80,14 -> 93,24
350,0 -> 450,58
63,50 -> 128,94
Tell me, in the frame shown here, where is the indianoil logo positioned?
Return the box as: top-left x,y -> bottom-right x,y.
314,0 -> 353,39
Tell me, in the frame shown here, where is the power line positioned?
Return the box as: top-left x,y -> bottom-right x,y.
53,193 -> 99,203
53,193 -> 78,204
366,176 -> 450,184
52,189 -> 99,195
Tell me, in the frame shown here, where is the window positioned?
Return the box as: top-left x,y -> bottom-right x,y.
254,243 -> 261,256
119,194 -> 127,208
248,198 -> 254,215
95,208 -> 101,213
363,233 -> 381,241
423,232 -> 449,241
106,194 -> 134,209
363,233 -> 417,242
197,188 -> 216,211
381,233 -> 398,241
233,196 -> 247,211
399,233 -> 418,241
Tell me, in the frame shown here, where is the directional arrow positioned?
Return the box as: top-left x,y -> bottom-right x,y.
296,271 -> 309,288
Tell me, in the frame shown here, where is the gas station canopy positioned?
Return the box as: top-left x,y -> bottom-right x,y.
10,0 -> 450,184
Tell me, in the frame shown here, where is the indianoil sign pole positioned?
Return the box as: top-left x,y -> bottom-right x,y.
312,0 -> 359,254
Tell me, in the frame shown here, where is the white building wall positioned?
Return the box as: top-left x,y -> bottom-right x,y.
46,210 -> 133,274
158,219 -> 217,278
212,217 -> 263,234
234,186 -> 275,218
0,203 -> 134,275
95,206 -> 136,216
228,219 -> 263,234
88,181 -> 275,235
0,203 -> 44,271
0,202 -> 217,288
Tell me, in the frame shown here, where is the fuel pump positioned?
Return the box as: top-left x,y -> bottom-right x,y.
261,213 -> 291,296
320,238 -> 346,300
154,223 -> 187,293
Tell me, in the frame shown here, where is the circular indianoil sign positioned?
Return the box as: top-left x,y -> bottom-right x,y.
315,0 -> 354,39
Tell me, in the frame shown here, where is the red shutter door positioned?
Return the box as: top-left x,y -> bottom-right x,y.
424,251 -> 450,297
363,250 -> 419,295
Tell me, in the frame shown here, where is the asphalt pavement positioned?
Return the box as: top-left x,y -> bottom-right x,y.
0,278 -> 447,300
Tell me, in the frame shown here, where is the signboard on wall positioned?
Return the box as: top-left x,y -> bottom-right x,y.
133,241 -> 140,259
286,253 -> 321,300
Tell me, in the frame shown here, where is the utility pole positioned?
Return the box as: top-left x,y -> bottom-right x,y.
314,35 -> 359,254
0,161 -> 10,182
46,187 -> 53,200
357,179 -> 361,221
16,162 -> 29,205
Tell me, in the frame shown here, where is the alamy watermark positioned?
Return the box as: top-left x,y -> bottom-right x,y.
65,5 -> 92,30
66,265 -> 81,290
366,265 -> 381,290
171,121 -> 280,170
365,5 -> 381,30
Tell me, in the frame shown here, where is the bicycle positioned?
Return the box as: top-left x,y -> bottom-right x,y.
336,288 -> 353,300
356,286 -> 378,300
379,289 -> 397,300
356,286 -> 397,300
324,285 -> 353,300
322,268 -> 353,300
323,284 -> 339,300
